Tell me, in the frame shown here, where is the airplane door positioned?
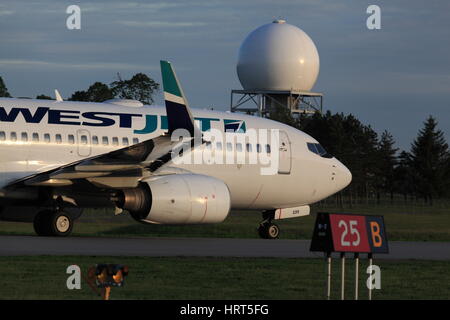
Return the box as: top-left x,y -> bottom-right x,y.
77,129 -> 91,157
278,130 -> 291,174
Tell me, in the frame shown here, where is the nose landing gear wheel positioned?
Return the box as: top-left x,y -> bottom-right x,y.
257,210 -> 279,239
33,210 -> 74,237
258,222 -> 280,239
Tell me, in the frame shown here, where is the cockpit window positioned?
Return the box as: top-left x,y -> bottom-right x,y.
315,144 -> 327,156
307,142 -> 333,158
307,143 -> 318,154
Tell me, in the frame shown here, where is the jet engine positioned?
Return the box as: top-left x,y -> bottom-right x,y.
116,174 -> 231,224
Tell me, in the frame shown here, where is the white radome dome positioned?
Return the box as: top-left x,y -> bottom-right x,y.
237,20 -> 320,92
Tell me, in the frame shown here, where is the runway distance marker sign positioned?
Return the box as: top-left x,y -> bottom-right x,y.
310,212 -> 389,254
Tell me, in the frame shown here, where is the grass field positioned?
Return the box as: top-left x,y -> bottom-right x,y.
1,203 -> 450,241
0,256 -> 448,300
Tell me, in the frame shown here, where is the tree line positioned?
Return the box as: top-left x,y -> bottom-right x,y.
1,75 -> 449,205
68,73 -> 159,105
0,73 -> 159,104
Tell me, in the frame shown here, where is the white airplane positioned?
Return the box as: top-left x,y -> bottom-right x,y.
0,61 -> 351,239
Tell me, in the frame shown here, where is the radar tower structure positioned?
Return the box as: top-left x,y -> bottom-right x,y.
230,19 -> 323,117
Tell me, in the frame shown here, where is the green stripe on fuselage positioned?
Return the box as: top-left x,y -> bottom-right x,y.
160,60 -> 182,97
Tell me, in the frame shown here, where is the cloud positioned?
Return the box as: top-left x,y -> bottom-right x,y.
0,59 -> 158,71
107,2 -> 184,11
0,10 -> 14,16
0,1 -> 185,15
118,21 -> 207,28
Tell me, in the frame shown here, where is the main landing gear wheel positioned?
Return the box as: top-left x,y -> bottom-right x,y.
258,222 -> 280,239
33,210 -> 74,237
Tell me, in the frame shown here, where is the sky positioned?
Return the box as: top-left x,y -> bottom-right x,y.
0,0 -> 449,151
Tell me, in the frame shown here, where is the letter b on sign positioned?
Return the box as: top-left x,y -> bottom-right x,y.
370,222 -> 382,247
365,216 -> 388,253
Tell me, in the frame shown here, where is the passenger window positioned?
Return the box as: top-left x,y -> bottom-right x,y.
32,133 -> 39,142
80,135 -> 88,145
112,137 -> 119,146
92,136 -> 99,145
266,144 -> 271,154
0,131 -> 5,141
102,136 -> 109,145
10,132 -> 17,142
216,142 -> 222,150
256,144 -> 261,153
21,132 -> 28,142
122,137 -> 129,146
226,142 -> 233,151
246,143 -> 252,152
44,134 -> 50,143
68,134 -> 75,144
132,138 -> 139,144
236,143 -> 243,152
55,134 -> 62,144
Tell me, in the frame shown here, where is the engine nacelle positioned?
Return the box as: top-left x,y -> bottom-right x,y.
117,174 -> 231,224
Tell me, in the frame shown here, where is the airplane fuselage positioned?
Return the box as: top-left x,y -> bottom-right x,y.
0,98 -> 351,211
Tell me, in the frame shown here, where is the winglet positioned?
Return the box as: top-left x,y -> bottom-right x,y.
160,60 -> 199,137
54,89 -> 63,102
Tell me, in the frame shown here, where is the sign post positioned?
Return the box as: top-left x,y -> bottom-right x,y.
368,253 -> 373,300
310,212 -> 389,300
340,252 -> 345,300
326,252 -> 331,300
354,253 -> 359,300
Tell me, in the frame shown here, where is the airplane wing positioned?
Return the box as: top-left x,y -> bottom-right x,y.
6,134 -> 179,190
3,60 -> 201,192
